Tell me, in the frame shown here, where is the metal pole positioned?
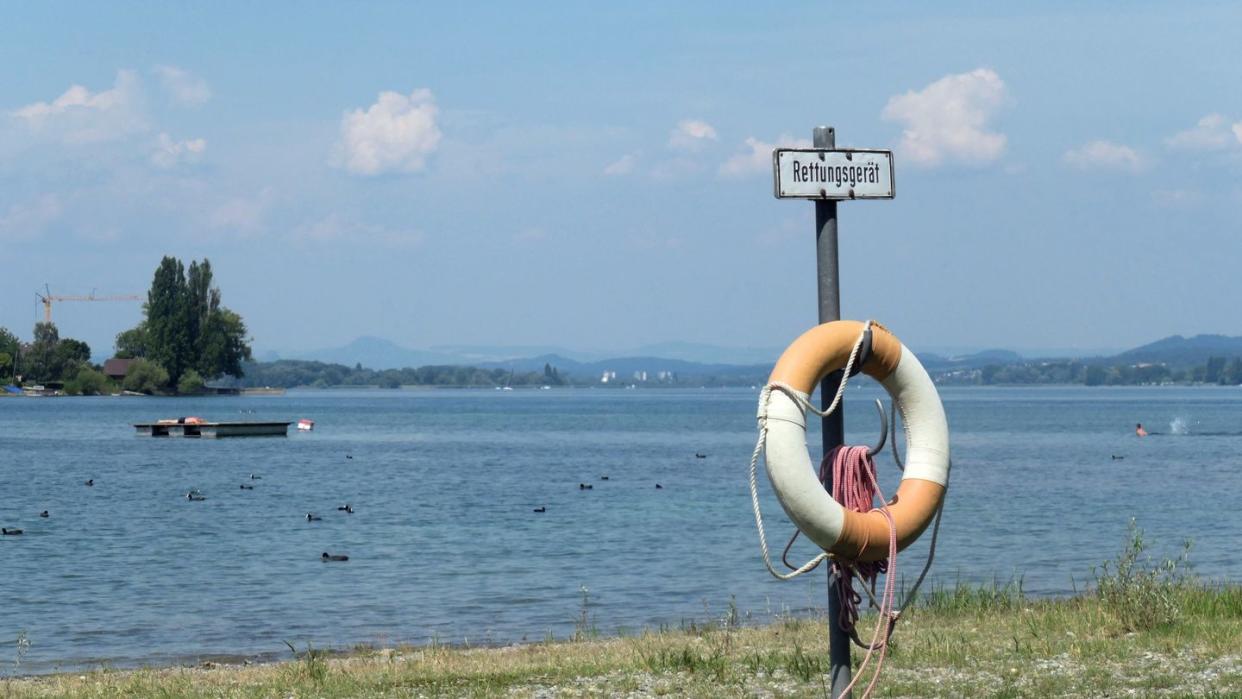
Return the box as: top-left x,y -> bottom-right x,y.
814,125 -> 852,698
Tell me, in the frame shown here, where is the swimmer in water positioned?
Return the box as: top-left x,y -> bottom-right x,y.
1136,423 -> 1148,437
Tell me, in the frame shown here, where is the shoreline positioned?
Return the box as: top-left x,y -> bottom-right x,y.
6,383 -> 1242,398
5,584 -> 1239,697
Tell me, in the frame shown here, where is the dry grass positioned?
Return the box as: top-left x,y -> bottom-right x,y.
2,583 -> 1239,698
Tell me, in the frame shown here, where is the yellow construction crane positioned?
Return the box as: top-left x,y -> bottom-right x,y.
35,285 -> 142,324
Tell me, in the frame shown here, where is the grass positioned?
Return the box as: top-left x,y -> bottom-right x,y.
2,582 -> 1237,698
3,528 -> 1240,698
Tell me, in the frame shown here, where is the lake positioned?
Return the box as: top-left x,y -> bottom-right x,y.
1,385 -> 1239,674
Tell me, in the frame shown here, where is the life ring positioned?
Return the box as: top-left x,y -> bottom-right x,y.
761,320 -> 949,562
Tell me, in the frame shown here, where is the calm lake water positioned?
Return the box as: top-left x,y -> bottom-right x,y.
1,385 -> 1240,673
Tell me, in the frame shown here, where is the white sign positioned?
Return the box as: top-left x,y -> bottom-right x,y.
773,149 -> 895,200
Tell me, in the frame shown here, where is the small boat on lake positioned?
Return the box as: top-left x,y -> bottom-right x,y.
297,418 -> 315,431
134,417 -> 291,438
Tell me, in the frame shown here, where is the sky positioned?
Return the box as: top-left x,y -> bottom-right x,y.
2,2 -> 1242,359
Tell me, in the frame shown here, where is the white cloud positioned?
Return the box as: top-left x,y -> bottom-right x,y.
1165,114 -> 1242,151
151,132 -> 206,168
1152,189 -> 1206,208
668,119 -> 718,151
881,68 -> 1008,167
0,194 -> 62,240
513,227 -> 548,244
11,70 -> 146,144
337,89 -> 442,175
718,135 -> 811,177
294,213 -> 425,248
603,154 -> 638,176
153,65 -> 211,106
1062,140 -> 1147,173
209,188 -> 272,234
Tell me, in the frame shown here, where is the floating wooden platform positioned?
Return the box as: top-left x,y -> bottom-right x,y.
134,421 -> 291,438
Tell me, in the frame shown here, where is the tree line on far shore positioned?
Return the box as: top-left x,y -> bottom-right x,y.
0,323 -> 96,392
0,256 -> 251,395
937,357 -> 1242,386
222,360 -> 568,390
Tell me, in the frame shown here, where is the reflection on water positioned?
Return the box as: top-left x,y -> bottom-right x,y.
1,386 -> 1240,673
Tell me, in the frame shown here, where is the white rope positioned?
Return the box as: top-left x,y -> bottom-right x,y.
749,321 -> 872,580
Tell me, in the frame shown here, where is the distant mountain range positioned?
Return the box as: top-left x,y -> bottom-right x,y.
264,336 -> 786,371
1111,334 -> 1242,366
260,333 -> 1242,380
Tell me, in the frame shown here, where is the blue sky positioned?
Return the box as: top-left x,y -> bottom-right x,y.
2,2 -> 1241,359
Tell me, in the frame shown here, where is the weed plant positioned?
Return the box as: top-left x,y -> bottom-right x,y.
281,641 -> 329,686
10,631 -> 29,678
1093,519 -> 1194,631
571,585 -> 597,642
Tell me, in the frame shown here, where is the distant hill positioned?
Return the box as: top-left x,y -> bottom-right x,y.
289,336 -> 463,369
627,341 -> 783,366
426,344 -> 605,363
919,349 -> 1024,370
258,333 -> 1242,384
271,338 -> 786,371
1112,334 -> 1242,366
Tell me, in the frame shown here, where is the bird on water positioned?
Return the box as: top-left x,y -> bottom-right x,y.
533,506 -> 547,513
2,528 -> 23,535
322,552 -> 349,562
187,492 -> 207,501
306,513 -> 322,522
240,484 -> 254,490
337,504 -> 354,513
39,510 -> 49,518
84,479 -> 94,486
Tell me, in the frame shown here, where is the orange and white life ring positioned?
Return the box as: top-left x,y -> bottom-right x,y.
760,320 -> 950,562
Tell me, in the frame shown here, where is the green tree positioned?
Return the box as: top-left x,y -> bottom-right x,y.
1223,357 -> 1242,386
26,322 -> 61,381
1205,356 -> 1226,384
123,359 -> 170,394
114,326 -> 149,358
146,256 -> 192,386
186,259 -> 217,357
198,307 -> 251,379
54,338 -> 91,374
65,366 -> 110,395
0,326 -> 18,382
122,256 -> 252,391
177,369 -> 205,394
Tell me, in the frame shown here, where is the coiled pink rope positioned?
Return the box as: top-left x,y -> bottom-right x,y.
821,445 -> 898,699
